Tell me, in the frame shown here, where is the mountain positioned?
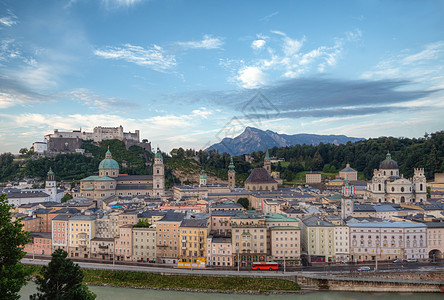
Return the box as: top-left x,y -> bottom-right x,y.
206,127 -> 365,155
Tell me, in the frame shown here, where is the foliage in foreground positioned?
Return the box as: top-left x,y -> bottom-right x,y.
0,194 -> 30,300
30,249 -> 96,300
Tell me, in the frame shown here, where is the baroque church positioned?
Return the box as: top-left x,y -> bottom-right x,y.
77,148 -> 164,200
366,153 -> 427,204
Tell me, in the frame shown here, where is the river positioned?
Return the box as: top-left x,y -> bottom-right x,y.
19,282 -> 443,300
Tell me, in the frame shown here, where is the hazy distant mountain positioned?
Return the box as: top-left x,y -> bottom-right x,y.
206,127 -> 364,155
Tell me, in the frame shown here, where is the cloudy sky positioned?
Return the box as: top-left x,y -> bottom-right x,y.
1,0 -> 443,153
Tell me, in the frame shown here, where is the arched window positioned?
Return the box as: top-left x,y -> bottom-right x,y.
420,184 -> 423,191
391,187 -> 395,192
378,184 -> 381,191
401,187 -> 404,192
391,171 -> 393,175
401,196 -> 405,203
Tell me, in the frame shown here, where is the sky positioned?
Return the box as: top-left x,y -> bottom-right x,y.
0,0 -> 443,154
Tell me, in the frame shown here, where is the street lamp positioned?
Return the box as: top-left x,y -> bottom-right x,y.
283,250 -> 287,273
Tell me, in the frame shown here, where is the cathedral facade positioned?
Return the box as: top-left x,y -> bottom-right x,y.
77,148 -> 164,200
366,153 -> 427,204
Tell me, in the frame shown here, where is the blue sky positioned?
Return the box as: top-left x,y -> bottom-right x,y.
1,0 -> 443,154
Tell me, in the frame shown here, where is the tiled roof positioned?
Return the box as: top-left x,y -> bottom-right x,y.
245,168 -> 277,184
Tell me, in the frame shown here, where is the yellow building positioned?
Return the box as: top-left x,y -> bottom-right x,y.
178,218 -> 209,268
68,215 -> 96,258
156,212 -> 185,264
300,216 -> 335,262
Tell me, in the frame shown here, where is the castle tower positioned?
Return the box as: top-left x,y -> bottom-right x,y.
45,168 -> 58,202
228,157 -> 236,189
413,168 -> 427,202
153,147 -> 165,196
264,147 -> 271,174
199,168 -> 207,186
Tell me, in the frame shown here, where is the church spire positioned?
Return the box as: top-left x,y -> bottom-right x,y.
228,156 -> 235,172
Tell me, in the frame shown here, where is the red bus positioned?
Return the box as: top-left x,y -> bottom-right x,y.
251,262 -> 279,270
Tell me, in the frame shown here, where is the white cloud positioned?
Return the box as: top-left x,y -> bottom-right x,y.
94,44 -> 176,72
101,0 -> 146,9
260,11 -> 279,22
176,34 -> 223,50
0,10 -> 18,27
282,35 -> 305,57
237,66 -> 266,89
361,41 -> 444,84
66,88 -> 139,111
251,39 -> 266,50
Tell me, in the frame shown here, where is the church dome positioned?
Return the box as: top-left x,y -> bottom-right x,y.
99,149 -> 119,170
379,152 -> 398,170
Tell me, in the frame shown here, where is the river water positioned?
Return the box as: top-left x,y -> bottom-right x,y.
19,282 -> 442,300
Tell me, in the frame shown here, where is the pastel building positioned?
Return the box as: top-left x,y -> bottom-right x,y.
231,211 -> 267,267
300,216 -> 335,262
68,215 -> 96,258
132,226 -> 157,262
52,214 -> 70,252
179,218 -> 210,268
156,212 -> 185,264
270,226 -> 301,264
348,220 -> 427,261
115,224 -> 133,261
206,235 -> 233,266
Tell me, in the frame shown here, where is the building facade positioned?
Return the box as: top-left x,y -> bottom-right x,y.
366,153 -> 427,204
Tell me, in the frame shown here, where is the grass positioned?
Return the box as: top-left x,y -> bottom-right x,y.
83,269 -> 300,292
24,265 -> 300,293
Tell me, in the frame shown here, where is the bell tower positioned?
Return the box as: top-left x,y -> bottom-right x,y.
228,157 -> 236,189
264,147 -> 271,174
45,168 -> 58,202
153,148 -> 165,196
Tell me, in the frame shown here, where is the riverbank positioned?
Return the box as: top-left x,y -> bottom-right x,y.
24,265 -> 301,294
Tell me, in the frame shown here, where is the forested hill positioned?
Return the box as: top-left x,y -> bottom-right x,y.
262,130 -> 444,180
0,140 -> 153,183
0,131 -> 443,186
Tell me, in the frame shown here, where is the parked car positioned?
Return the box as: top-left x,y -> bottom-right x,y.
393,258 -> 404,263
357,266 -> 371,272
407,258 -> 418,262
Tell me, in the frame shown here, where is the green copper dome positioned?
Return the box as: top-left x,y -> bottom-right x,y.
200,168 -> 207,179
99,149 -> 119,170
47,167 -> 54,176
155,147 -> 163,160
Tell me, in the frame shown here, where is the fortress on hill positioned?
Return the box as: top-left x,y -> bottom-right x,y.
33,125 -> 151,155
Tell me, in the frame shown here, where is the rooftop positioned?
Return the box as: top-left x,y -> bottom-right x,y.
245,168 -> 277,184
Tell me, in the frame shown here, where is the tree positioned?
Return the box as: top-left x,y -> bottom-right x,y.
60,193 -> 73,203
0,194 -> 30,300
31,249 -> 96,300
19,148 -> 28,156
237,198 -> 249,209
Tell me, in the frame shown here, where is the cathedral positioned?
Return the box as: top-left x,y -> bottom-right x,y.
366,153 -> 427,204
77,148 -> 164,200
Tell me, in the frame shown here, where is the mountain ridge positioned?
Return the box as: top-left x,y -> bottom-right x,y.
206,127 -> 364,155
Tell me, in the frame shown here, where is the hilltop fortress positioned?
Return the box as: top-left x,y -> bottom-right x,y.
33,125 -> 151,155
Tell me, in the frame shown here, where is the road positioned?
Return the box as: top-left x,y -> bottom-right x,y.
21,258 -> 444,277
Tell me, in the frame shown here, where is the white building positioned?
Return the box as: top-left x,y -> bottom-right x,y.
348,220 -> 427,262
366,153 -> 427,204
334,225 -> 350,262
